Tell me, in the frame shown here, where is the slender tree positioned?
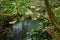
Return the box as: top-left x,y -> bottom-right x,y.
44,0 -> 60,30
44,0 -> 60,40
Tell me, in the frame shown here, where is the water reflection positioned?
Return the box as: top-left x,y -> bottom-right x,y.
12,21 -> 30,40
12,22 -> 22,40
12,20 -> 40,40
13,22 -> 22,34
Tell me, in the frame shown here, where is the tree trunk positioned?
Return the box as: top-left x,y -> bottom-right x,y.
44,0 -> 60,40
44,0 -> 60,29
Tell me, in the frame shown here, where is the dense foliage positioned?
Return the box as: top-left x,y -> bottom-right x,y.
0,0 -> 60,40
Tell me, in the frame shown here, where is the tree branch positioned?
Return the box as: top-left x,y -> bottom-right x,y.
0,14 -> 13,16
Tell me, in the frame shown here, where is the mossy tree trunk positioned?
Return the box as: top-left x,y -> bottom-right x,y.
44,0 -> 60,29
44,0 -> 60,40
